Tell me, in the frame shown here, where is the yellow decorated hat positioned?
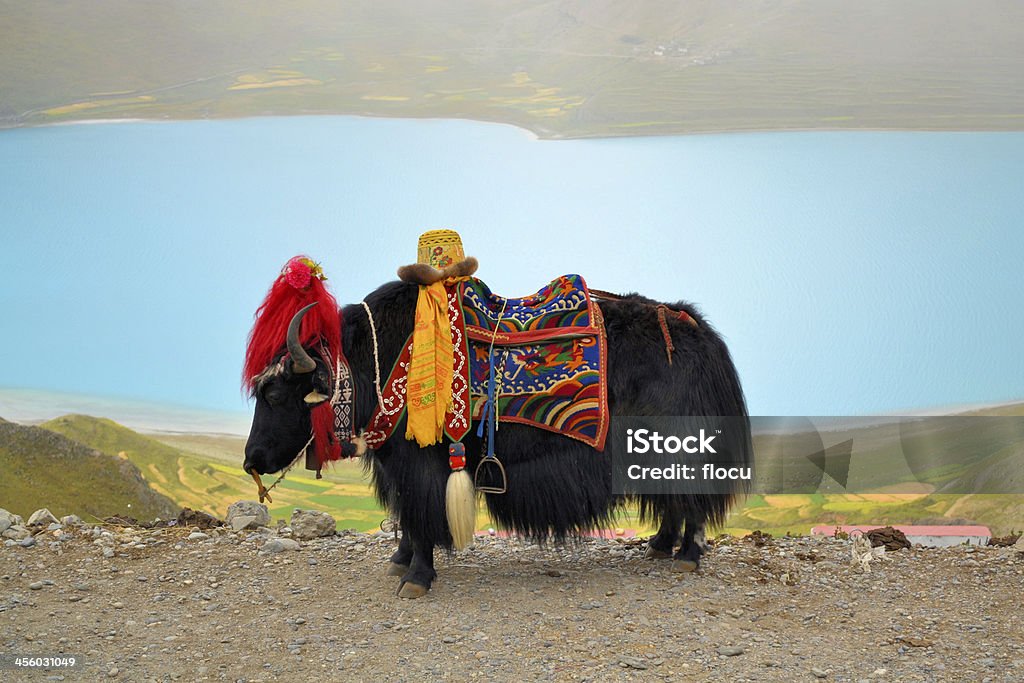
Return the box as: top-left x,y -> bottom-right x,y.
398,229 -> 478,284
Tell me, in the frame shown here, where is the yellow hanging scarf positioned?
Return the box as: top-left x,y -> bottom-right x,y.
405,280 -> 455,447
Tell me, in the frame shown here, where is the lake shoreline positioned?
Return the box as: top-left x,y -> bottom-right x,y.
4,110 -> 1024,141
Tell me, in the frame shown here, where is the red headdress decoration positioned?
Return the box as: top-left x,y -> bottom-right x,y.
244,255 -> 343,464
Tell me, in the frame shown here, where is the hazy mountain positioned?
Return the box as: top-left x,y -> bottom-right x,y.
2,0 -> 1022,136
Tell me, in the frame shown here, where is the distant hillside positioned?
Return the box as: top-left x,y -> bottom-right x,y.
43,414 -> 202,472
1,0 -> 1022,136
40,414 -> 389,530
41,414 -> 255,518
0,419 -> 177,520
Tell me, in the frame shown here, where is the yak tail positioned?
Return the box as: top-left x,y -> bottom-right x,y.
446,469 -> 476,550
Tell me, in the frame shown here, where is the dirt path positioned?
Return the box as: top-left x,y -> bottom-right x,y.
2,524 -> 1022,682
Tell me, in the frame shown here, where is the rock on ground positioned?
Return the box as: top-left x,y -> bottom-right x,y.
0,508 -> 20,533
290,509 -> 336,540
2,524 -> 31,541
225,500 -> 270,529
26,508 -> 59,527
2,526 -> 1023,681
262,537 -> 301,553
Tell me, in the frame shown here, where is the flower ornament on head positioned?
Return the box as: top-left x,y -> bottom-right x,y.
244,254 -> 339,393
283,256 -> 326,291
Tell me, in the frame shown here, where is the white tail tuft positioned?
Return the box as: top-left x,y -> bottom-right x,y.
445,469 -> 476,550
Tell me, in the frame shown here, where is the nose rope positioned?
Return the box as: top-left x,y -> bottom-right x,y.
250,432 -> 315,504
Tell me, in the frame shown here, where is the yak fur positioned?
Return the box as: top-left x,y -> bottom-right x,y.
245,279 -> 750,596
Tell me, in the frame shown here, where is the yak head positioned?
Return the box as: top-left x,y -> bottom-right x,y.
243,304 -> 332,475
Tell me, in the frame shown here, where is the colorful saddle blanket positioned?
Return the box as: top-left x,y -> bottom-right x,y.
363,274 -> 610,451
462,274 -> 609,450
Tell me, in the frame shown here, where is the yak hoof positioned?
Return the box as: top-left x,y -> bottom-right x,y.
386,562 -> 410,577
644,546 -> 673,560
671,559 -> 699,573
397,581 -> 429,599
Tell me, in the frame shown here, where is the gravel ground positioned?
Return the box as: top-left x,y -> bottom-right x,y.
2,520 -> 1023,682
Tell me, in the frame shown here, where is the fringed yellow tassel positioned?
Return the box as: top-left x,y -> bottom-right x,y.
405,281 -> 454,447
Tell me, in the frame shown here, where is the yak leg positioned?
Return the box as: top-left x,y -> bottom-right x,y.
397,538 -> 436,599
387,533 -> 413,577
645,513 -> 681,560
672,517 -> 708,572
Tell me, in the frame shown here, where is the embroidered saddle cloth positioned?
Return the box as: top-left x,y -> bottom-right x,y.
462,274 -> 609,450
364,274 -> 609,450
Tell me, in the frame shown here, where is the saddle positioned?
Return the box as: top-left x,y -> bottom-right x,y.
462,274 -> 609,449
363,274 -> 609,451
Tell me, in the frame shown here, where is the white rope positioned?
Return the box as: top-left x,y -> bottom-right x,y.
360,301 -> 385,410
332,355 -> 342,405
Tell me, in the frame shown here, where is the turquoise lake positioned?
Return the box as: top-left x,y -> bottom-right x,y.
1,117 -> 1022,429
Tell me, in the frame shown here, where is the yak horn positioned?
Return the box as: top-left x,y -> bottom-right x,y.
287,303 -> 318,374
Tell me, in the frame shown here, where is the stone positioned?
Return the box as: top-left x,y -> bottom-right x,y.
618,655 -> 648,670
811,667 -> 830,679
61,515 -> 84,527
0,508 -> 21,532
3,525 -> 31,541
717,646 -> 745,657
20,536 -> 36,548
27,508 -> 60,527
263,538 -> 301,553
290,509 -> 336,540
231,515 -> 258,532
187,532 -> 209,541
226,501 -> 270,529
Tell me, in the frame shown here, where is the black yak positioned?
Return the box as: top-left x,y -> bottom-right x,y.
244,273 -> 751,598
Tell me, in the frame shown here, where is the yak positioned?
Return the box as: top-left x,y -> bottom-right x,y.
243,276 -> 751,598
